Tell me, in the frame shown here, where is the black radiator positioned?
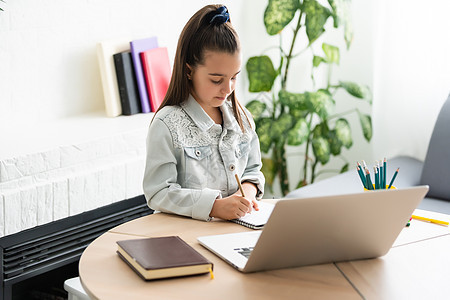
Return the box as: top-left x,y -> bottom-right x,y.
0,195 -> 153,300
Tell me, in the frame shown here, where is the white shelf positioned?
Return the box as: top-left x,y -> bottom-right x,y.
0,111 -> 154,159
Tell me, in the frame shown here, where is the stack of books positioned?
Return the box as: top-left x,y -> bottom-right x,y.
97,36 -> 171,117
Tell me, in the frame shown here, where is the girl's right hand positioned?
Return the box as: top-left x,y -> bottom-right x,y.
209,195 -> 253,220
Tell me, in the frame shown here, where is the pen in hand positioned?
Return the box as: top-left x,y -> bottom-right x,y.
235,174 -> 259,213
235,174 -> 246,197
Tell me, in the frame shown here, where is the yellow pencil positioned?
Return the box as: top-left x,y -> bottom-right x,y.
411,215 -> 449,226
234,174 -> 246,197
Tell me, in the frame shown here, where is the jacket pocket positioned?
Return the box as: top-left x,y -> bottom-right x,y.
183,146 -> 213,188
184,145 -> 212,160
235,142 -> 250,159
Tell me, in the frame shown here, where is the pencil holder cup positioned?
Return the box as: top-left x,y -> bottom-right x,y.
364,185 -> 396,191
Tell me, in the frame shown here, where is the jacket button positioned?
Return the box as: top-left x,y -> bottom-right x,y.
195,150 -> 201,157
229,164 -> 235,171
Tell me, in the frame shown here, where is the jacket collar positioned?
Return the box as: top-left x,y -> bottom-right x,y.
181,94 -> 240,132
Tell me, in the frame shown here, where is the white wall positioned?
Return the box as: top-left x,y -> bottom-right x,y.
372,0 -> 450,161
0,0 -> 245,133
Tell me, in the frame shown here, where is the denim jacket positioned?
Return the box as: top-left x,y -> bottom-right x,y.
143,95 -> 265,221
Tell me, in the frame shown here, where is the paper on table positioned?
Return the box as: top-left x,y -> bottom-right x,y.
230,201 -> 275,229
394,209 -> 450,247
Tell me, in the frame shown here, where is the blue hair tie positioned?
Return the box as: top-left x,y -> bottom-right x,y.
209,6 -> 229,25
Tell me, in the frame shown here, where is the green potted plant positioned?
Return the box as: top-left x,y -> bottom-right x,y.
245,0 -> 372,196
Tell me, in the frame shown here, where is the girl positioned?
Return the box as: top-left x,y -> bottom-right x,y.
143,4 -> 265,221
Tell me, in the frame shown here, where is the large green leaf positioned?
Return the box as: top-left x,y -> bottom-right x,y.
313,122 -> 336,158
290,109 -> 309,120
328,0 -> 353,48
261,157 -> 276,187
303,0 -> 331,44
306,90 -> 335,119
357,111 -> 372,141
311,122 -> 331,164
264,0 -> 299,35
272,113 -> 294,141
313,55 -> 327,68
246,100 -> 267,120
328,130 -> 342,155
256,117 -> 274,153
246,56 -> 277,92
327,118 -> 352,156
334,118 -> 353,148
340,163 -> 349,173
312,121 -> 330,137
339,81 -> 372,102
312,136 -> 330,164
279,90 -> 308,111
322,43 -> 340,65
287,118 -> 309,146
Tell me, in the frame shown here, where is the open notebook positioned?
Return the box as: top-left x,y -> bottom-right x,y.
230,201 -> 275,229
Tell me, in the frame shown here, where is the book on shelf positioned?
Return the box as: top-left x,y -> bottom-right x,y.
230,201 -> 275,229
113,52 -> 141,115
116,236 -> 213,280
140,47 -> 171,112
130,36 -> 159,113
97,38 -> 132,117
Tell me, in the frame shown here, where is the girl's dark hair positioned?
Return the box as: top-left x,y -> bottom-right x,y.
155,4 -> 250,132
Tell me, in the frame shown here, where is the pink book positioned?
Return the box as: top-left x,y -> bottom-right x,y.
130,37 -> 158,113
140,47 -> 171,112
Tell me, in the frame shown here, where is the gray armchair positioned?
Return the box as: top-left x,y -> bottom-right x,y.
286,93 -> 450,214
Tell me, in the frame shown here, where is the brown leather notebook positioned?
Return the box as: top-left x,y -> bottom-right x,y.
116,236 -> 213,280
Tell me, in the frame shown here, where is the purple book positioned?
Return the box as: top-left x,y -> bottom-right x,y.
130,37 -> 158,113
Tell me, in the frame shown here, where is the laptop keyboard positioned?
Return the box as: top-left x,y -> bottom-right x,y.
234,247 -> 254,258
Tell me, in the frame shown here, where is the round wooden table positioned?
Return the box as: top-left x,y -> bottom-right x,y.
79,212 -> 360,299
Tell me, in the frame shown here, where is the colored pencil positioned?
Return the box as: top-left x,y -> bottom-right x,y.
357,163 -> 367,189
388,168 -> 399,189
374,166 -> 379,189
365,168 -> 373,190
411,215 -> 449,226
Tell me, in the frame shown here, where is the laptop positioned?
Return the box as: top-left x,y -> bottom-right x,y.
197,186 -> 429,273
